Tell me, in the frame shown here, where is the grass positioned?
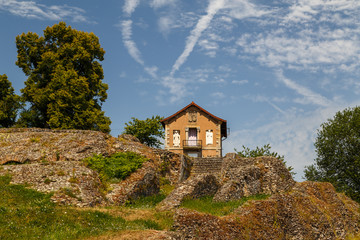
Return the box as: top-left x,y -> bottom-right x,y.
180,194 -> 270,216
0,175 -> 163,240
126,193 -> 167,209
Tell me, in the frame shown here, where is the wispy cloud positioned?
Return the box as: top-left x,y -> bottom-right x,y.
169,0 -> 271,74
211,92 -> 226,99
224,103 -> 348,181
120,20 -> 144,66
150,0 -> 177,9
0,0 -> 89,22
245,94 -> 287,115
232,80 -> 248,85
224,0 -> 271,20
119,20 -> 158,78
123,0 -> 140,16
159,76 -> 188,103
238,30 -> 360,71
276,71 -> 331,107
170,0 -> 226,76
285,0 -> 360,23
233,1 -> 360,73
157,12 -> 198,36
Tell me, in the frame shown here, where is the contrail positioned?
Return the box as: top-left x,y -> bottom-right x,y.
170,0 -> 225,76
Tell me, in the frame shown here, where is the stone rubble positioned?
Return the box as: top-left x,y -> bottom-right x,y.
158,153 -> 295,210
172,182 -> 360,240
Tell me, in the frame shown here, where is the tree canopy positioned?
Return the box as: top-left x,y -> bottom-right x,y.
123,115 -> 164,148
15,22 -> 111,132
0,74 -> 21,128
304,106 -> 360,202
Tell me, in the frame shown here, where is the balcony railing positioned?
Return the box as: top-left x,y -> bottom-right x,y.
183,140 -> 202,148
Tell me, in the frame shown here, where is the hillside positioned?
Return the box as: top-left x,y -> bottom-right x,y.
0,128 -> 359,239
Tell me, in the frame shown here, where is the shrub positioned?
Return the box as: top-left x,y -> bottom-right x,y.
84,152 -> 147,182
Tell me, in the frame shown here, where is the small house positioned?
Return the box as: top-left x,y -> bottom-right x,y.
161,102 -> 227,158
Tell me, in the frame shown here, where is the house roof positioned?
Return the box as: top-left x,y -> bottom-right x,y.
161,101 -> 227,138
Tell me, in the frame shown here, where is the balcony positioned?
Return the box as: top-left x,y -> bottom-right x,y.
183,140 -> 202,149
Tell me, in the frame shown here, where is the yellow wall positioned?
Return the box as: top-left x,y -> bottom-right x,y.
164,106 -> 223,157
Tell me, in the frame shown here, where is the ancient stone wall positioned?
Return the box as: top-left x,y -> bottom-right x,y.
191,157 -> 223,175
158,154 -> 296,210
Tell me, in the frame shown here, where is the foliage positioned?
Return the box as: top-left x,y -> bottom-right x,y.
0,175 -> 161,240
84,152 -> 147,182
304,106 -> 360,202
236,144 -> 295,176
0,74 -> 22,128
15,22 -> 111,132
180,194 -> 269,216
123,115 -> 164,148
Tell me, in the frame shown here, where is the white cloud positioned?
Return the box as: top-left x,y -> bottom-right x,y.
123,0 -> 140,16
224,104 -> 348,181
0,0 -> 89,22
224,0 -> 271,20
244,94 -> 287,115
199,39 -> 219,57
150,0 -> 177,9
119,20 -> 159,79
231,80 -> 248,85
158,16 -> 174,35
160,76 -> 188,103
237,28 -> 360,72
199,39 -> 219,50
276,71 -> 331,107
211,92 -> 226,99
144,66 -> 158,78
120,20 -> 144,66
285,0 -> 360,23
157,12 -> 198,35
170,0 -> 226,76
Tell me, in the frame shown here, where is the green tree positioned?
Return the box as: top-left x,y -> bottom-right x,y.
0,74 -> 21,128
123,115 -> 164,148
236,144 -> 295,176
304,106 -> 360,202
15,22 -> 111,132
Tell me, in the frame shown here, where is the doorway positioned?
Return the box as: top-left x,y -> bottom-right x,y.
188,128 -> 197,146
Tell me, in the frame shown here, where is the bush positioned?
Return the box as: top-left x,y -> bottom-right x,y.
84,152 -> 147,182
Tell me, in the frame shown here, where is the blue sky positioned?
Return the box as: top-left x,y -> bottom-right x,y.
1,0 -> 360,180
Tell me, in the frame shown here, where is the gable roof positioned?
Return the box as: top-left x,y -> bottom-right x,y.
161,101 -> 227,138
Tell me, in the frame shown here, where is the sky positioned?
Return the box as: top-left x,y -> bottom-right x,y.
1,0 -> 360,181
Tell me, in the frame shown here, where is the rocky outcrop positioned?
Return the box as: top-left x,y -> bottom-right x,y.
157,175 -> 220,211
106,160 -> 160,205
173,182 -> 360,240
159,154 -> 295,210
0,128 -> 190,207
214,154 -> 295,201
0,128 -> 165,164
0,161 -> 103,207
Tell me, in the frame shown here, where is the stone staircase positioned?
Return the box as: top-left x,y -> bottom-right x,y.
191,157 -> 223,174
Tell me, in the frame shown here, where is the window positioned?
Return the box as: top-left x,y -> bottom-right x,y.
206,130 -> 213,145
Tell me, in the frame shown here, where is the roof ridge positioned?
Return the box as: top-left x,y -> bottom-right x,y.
161,101 -> 226,123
